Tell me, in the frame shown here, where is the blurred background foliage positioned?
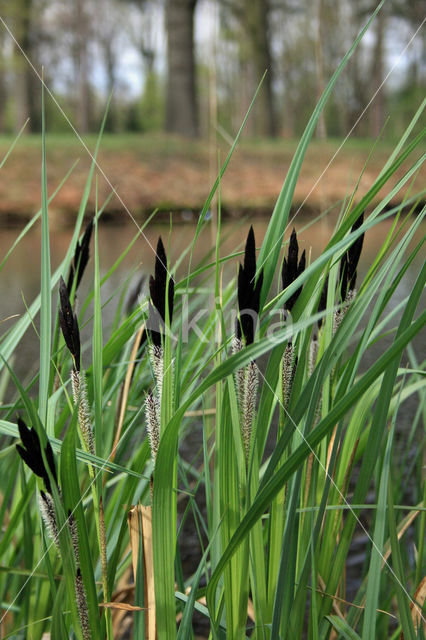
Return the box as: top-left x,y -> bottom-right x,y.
0,0 -> 424,141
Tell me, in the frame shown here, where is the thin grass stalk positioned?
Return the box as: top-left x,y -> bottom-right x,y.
92,210 -> 112,637
220,385 -> 250,639
39,72 -> 51,429
111,324 -> 145,464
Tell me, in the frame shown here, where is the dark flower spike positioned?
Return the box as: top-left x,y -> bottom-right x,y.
59,276 -> 81,371
67,219 -> 93,293
236,226 -> 263,345
16,417 -> 58,493
339,252 -> 349,303
339,212 -> 364,301
282,228 -> 306,312
148,237 -> 174,347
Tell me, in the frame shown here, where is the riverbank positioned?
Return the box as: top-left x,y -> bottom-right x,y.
0,133 -> 423,226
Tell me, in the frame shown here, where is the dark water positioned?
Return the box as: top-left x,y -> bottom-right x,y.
1,215 -> 424,390
1,216 -> 424,637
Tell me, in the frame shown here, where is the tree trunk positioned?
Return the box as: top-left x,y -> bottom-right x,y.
370,8 -> 385,138
165,0 -> 198,138
11,0 -> 41,132
243,0 -> 277,137
103,41 -> 117,131
73,0 -> 91,133
315,0 -> 327,140
25,45 -> 41,132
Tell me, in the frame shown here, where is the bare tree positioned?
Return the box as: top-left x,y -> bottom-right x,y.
240,0 -> 277,136
315,0 -> 327,139
72,0 -> 92,133
370,6 -> 386,138
165,0 -> 198,137
5,0 -> 42,132
218,0 -> 277,137
95,0 -> 123,131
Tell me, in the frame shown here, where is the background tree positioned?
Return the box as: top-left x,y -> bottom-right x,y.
217,0 -> 277,137
165,0 -> 198,137
0,28 -> 7,133
0,0 -> 423,138
240,0 -> 276,137
126,0 -> 164,132
370,5 -> 386,138
7,0 -> 42,132
72,0 -> 92,133
165,0 -> 199,137
95,0 -> 122,131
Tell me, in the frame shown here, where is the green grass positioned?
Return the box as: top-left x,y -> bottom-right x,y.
0,5 -> 425,638
0,131 -> 397,150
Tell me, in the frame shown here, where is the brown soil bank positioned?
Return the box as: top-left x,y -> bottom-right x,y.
0,133 -> 423,226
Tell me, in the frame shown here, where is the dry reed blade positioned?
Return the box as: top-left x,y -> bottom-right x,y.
111,324 -> 145,464
128,505 -> 156,640
400,576 -> 426,638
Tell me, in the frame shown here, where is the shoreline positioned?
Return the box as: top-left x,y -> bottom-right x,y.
1,134 -> 423,227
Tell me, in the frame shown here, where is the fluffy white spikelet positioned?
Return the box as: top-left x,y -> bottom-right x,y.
332,309 -> 342,335
75,568 -> 91,640
71,368 -> 95,455
39,492 -> 59,549
149,344 -> 164,406
145,389 -> 160,461
232,336 -> 243,355
232,336 -> 245,414
232,337 -> 259,461
282,342 -> 294,410
309,337 -> 319,377
347,289 -> 356,302
334,289 -> 357,335
67,511 -> 80,565
242,361 -> 258,458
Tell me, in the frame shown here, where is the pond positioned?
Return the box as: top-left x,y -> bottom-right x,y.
1,214 -> 424,386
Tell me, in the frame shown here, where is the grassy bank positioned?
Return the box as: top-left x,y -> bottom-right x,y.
0,132 -> 424,225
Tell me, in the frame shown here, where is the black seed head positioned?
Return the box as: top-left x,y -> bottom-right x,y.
16,417 -> 58,493
243,226 -> 256,282
282,228 -> 306,312
67,219 -> 93,293
148,237 -> 174,346
236,226 -> 263,345
340,253 -> 349,302
58,277 -> 81,371
339,212 -> 364,301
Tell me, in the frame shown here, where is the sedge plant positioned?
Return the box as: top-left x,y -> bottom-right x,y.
0,5 -> 425,639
